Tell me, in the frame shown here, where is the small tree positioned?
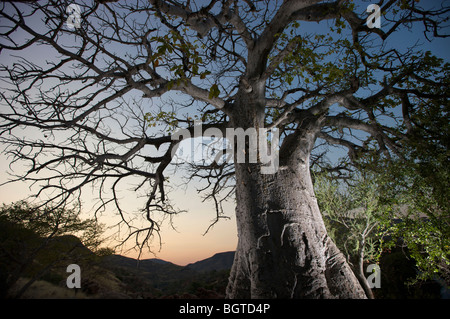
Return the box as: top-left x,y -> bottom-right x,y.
375,150 -> 450,288
364,65 -> 450,288
0,201 -> 109,298
314,173 -> 385,299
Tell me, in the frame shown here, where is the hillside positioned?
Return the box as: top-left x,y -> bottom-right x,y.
2,215 -> 234,299
100,253 -> 233,298
185,251 -> 235,272
7,251 -> 233,299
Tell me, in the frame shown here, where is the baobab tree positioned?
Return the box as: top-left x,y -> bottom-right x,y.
0,0 -> 448,298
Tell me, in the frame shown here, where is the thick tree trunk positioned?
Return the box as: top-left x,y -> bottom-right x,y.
225,87 -> 367,298
226,162 -> 367,298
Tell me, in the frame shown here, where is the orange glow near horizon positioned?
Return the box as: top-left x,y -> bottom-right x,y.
116,211 -> 237,266
0,156 -> 238,266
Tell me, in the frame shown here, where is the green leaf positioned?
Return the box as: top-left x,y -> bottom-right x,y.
209,84 -> 220,99
200,70 -> 211,79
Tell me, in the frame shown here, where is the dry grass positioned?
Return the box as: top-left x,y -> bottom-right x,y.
9,277 -> 88,299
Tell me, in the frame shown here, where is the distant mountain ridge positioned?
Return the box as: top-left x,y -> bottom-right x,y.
185,251 -> 235,272
101,251 -> 235,297
103,251 -> 235,273
104,254 -> 177,269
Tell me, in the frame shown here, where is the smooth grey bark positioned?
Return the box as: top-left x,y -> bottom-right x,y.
225,84 -> 366,299
226,161 -> 367,298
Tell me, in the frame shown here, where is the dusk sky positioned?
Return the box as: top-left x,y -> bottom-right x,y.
0,0 -> 448,266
